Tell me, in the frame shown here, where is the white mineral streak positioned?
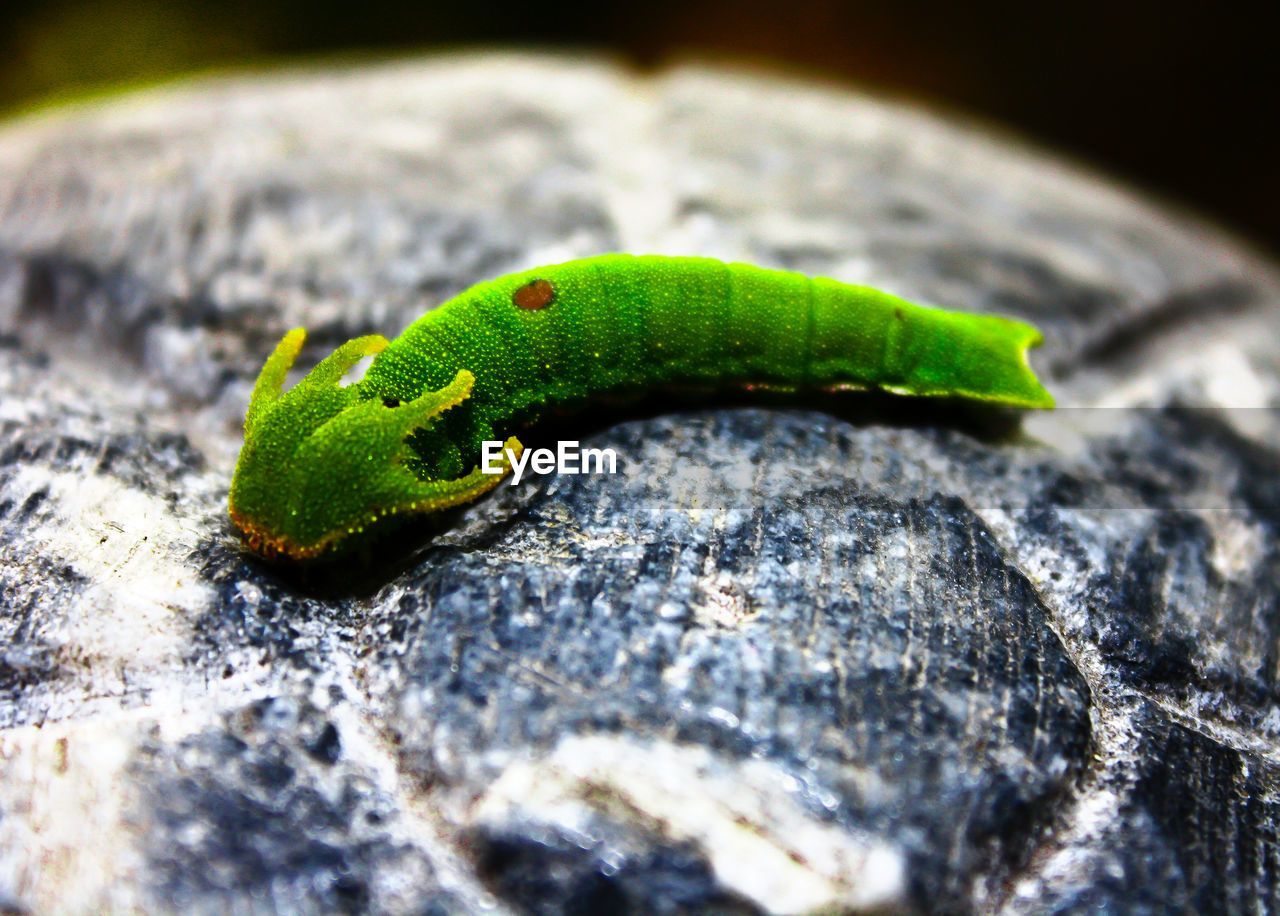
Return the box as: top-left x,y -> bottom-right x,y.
473,734 -> 907,914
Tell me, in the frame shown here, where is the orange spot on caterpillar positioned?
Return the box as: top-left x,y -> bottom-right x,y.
513,278 -> 556,311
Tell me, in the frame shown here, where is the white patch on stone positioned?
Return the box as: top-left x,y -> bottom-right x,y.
0,715 -> 153,913
473,734 -> 907,914
6,466 -> 210,673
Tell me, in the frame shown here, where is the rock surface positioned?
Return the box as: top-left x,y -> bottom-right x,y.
1,53 -> 1278,915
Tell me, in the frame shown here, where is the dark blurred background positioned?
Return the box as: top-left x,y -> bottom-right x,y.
1,0 -> 1275,256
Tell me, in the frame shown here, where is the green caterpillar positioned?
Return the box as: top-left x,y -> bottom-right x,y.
229,254 -> 1053,560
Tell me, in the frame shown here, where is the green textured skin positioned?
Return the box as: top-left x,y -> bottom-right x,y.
229,254 -> 1053,560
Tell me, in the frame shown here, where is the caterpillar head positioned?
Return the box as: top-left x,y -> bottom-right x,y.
228,329 -> 520,561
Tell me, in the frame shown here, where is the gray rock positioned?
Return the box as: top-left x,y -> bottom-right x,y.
1,52 -> 1278,915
